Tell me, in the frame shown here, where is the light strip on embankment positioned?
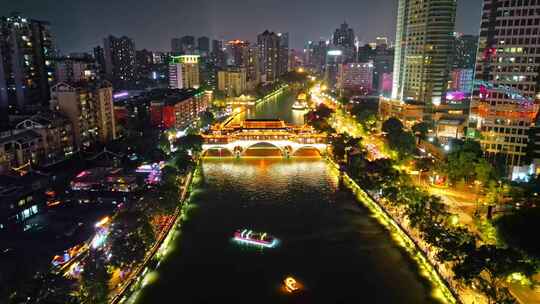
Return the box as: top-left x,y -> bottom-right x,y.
327,159 -> 459,304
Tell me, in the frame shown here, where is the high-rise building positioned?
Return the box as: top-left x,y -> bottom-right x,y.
392,0 -> 457,119
453,34 -> 478,69
357,44 -> 376,63
55,56 -> 97,83
197,36 -> 210,54
247,46 -> 260,87
333,22 -> 355,62
373,47 -> 394,95
258,30 -> 280,82
93,46 -> 106,77
288,49 -> 303,72
218,67 -> 247,97
325,49 -> 345,88
136,49 -> 154,81
226,40 -> 250,67
15,111 -> 75,164
0,13 -> 55,117
337,62 -> 374,93
449,68 -> 474,93
171,38 -> 183,55
103,35 -> 136,88
169,55 -> 200,89
379,73 -> 393,97
305,40 -> 328,75
211,39 -> 227,69
50,81 -> 116,149
333,22 -> 355,48
469,0 -> 540,169
278,33 -> 290,75
172,36 -> 196,55
375,37 -> 390,50
257,30 -> 288,82
150,88 -> 209,129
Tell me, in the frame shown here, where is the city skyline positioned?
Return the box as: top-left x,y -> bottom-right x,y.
1,0 -> 482,53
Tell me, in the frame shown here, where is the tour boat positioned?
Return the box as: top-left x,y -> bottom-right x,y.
292,100 -> 308,110
233,229 -> 278,248
284,276 -> 301,292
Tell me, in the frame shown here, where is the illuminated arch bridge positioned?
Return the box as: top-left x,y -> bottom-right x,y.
202,119 -> 327,157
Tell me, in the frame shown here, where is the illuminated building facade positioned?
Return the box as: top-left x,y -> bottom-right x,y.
470,0 -> 540,168
332,22 -> 356,63
337,62 -> 374,93
450,68 -> 474,93
392,0 -> 456,119
55,55 -> 97,83
0,130 -> 44,173
150,88 -> 209,130
0,173 -> 49,231
247,46 -> 261,87
325,49 -> 345,88
0,13 -> 55,118
15,112 -> 75,164
379,73 -> 393,97
218,67 -> 247,97
169,55 -> 200,89
103,35 -> 136,88
226,40 -> 250,67
257,30 -> 288,82
50,81 -> 116,149
453,34 -> 478,69
305,40 -> 328,75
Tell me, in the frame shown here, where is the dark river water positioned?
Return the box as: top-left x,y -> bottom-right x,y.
134,92 -> 441,304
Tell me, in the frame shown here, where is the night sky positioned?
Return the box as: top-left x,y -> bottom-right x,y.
1,0 -> 483,53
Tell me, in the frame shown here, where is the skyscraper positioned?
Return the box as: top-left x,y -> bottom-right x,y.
171,38 -> 183,55
103,35 -> 136,88
392,0 -> 457,119
469,0 -> 540,169
257,30 -> 280,82
333,22 -> 355,62
305,40 -> 328,75
247,46 -> 260,87
278,33 -> 290,75
50,81 -> 116,149
197,36 -> 210,54
226,40 -> 250,67
93,46 -> 106,77
0,12 -> 55,116
333,22 -> 355,49
453,34 -> 478,69
169,55 -> 200,89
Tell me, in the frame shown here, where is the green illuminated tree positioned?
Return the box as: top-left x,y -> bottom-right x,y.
175,134 -> 204,156
382,117 -> 404,135
78,252 -> 110,304
158,133 -> 171,155
174,150 -> 195,175
453,245 -> 535,304
199,110 -> 215,128
412,122 -> 431,139
109,211 -> 155,268
475,158 -> 495,185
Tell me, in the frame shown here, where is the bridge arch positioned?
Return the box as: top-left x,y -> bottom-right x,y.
242,142 -> 284,157
291,145 -> 325,157
202,147 -> 234,157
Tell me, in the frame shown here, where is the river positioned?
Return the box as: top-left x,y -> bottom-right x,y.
134,91 -> 442,304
